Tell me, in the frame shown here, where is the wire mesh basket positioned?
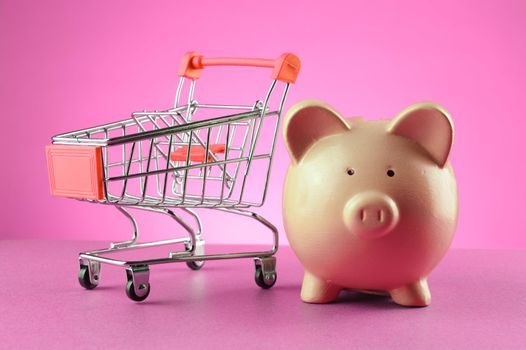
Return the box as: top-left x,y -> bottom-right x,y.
46,51 -> 300,302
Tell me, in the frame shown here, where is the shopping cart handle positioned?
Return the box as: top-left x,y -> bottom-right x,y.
178,52 -> 300,83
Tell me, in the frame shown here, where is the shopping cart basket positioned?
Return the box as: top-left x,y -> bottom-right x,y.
46,51 -> 300,301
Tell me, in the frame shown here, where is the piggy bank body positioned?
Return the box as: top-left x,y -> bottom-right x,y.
283,100 -> 458,307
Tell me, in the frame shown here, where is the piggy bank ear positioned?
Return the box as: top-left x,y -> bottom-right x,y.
388,102 -> 454,167
284,100 -> 349,163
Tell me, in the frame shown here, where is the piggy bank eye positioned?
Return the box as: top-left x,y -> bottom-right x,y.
347,168 -> 355,176
387,169 -> 395,177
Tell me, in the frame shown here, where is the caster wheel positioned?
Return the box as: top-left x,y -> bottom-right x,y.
255,265 -> 277,289
125,280 -> 150,302
186,260 -> 205,270
78,265 -> 98,290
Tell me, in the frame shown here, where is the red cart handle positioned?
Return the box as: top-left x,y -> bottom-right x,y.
178,51 -> 301,83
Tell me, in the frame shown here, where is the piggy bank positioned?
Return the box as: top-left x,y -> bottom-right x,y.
282,100 -> 458,307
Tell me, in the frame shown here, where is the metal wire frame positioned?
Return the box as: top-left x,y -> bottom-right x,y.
56,73 -> 289,300
52,77 -> 290,209
79,205 -> 278,268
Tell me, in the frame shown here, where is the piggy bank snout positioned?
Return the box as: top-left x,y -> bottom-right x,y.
343,192 -> 399,239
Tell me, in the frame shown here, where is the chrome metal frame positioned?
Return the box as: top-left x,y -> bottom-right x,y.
56,75 -> 290,300
79,205 -> 278,267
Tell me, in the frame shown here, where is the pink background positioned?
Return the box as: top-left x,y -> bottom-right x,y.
1,0 -> 525,249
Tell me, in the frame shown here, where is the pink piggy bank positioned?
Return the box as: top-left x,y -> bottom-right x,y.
282,100 -> 458,307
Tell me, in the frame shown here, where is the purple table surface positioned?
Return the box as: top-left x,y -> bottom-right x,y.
0,240 -> 524,349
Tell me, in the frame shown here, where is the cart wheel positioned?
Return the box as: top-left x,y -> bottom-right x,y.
186,260 -> 205,270
78,265 -> 98,290
255,265 -> 277,289
125,280 -> 150,302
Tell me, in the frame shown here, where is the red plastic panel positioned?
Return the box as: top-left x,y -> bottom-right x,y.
170,144 -> 225,162
46,145 -> 104,200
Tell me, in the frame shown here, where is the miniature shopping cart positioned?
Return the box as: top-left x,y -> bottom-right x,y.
46,51 -> 300,302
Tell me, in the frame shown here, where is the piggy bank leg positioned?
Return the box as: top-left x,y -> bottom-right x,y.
389,278 -> 431,307
301,271 -> 341,303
